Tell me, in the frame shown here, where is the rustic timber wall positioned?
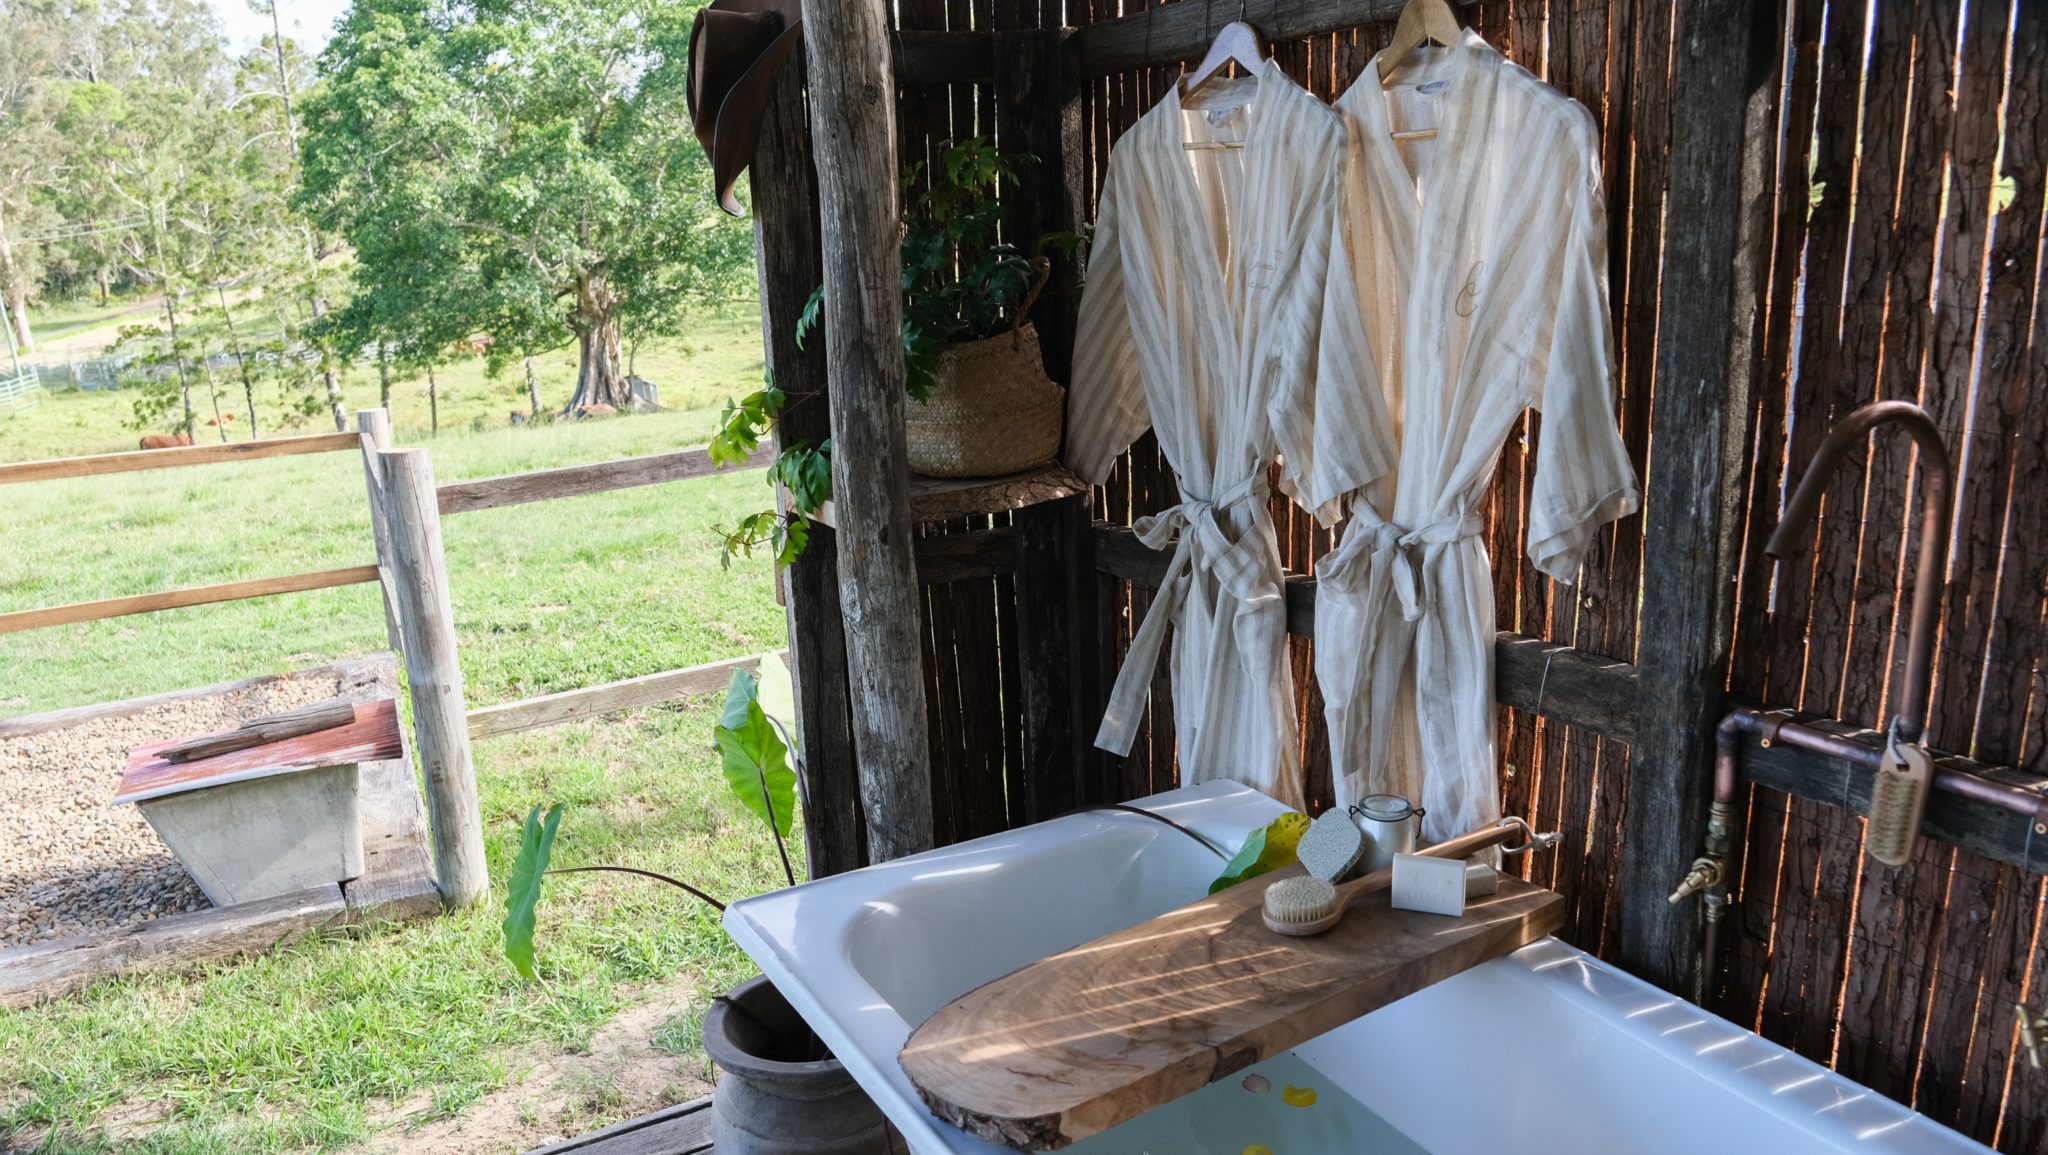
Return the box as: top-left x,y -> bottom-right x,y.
872,0 -> 2048,1148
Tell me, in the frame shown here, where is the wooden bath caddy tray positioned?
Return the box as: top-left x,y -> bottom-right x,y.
899,866 -> 1563,1150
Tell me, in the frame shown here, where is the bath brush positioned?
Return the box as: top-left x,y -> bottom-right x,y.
1262,818 -> 1552,936
1296,809 -> 1367,882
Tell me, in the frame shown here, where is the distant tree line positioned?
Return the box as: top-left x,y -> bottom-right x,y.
0,0 -> 755,436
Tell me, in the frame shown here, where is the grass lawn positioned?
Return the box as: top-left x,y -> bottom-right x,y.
0,311 -> 799,1152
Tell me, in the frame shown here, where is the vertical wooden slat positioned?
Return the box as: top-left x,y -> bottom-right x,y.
752,51 -> 864,878
1616,0 -> 1776,997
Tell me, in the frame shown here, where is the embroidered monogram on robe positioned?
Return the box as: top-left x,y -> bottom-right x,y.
1066,59 -> 1391,811
1314,31 -> 1640,841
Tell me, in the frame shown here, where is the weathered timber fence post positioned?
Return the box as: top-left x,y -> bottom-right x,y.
749,48 -> 864,877
801,0 -> 934,862
355,408 -> 405,653
377,447 -> 488,905
1615,0 -> 1777,999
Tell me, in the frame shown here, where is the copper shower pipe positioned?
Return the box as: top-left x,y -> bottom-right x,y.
1673,401 -> 2047,1004
1762,399 -> 1951,745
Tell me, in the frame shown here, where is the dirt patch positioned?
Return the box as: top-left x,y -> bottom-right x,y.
0,672 -> 346,947
364,973 -> 715,1154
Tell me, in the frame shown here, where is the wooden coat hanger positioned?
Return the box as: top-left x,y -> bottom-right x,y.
1377,0 -> 1461,142
1180,3 -> 1268,151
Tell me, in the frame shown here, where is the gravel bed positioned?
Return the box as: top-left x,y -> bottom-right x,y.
0,673 -> 346,949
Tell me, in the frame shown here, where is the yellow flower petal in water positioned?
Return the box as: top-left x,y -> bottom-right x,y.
1280,1084 -> 1318,1108
1243,1146 -> 1274,1155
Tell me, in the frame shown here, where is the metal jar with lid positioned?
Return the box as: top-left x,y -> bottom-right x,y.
1353,793 -> 1424,873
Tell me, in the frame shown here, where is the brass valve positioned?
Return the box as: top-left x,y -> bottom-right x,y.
1668,855 -> 1724,904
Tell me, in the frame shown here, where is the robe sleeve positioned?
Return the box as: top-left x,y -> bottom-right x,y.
1273,133 -> 1396,525
1063,164 -> 1150,485
1526,115 -> 1640,583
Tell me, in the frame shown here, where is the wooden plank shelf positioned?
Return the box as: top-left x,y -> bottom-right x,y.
812,462 -> 1089,529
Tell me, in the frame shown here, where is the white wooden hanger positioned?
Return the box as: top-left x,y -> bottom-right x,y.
1181,5 -> 1268,151
1378,0 -> 1461,142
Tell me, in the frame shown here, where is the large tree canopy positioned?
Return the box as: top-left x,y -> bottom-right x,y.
298,0 -> 752,412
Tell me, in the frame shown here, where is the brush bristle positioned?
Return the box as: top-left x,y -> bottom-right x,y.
1263,876 -> 1338,924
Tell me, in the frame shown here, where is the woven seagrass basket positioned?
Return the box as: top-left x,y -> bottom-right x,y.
905,323 -> 1065,478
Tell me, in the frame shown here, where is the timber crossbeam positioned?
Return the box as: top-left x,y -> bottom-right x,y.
1092,520 -> 2048,871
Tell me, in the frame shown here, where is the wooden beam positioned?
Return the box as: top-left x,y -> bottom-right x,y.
894,29 -> 994,85
0,565 -> 381,636
802,0 -> 934,863
378,448 -> 486,908
1091,522 -> 1640,742
1615,0 -> 1780,998
467,652 -> 775,740
0,432 -> 362,486
1074,0 -> 1466,75
1733,715 -> 2048,875
915,526 -> 1019,585
434,445 -> 770,516
0,885 -> 347,1009
751,44 -> 863,878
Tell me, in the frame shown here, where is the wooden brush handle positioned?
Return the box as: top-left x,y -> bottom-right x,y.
1331,822 -> 1520,906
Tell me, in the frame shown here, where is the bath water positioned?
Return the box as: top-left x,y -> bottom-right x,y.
1064,1052 -> 1429,1155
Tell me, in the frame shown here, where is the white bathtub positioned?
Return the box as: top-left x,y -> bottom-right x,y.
725,780 -> 1990,1154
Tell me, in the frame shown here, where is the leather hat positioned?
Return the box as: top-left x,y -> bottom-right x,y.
688,0 -> 805,216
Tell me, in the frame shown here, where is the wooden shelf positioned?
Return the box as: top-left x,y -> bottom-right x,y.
811,461 -> 1089,529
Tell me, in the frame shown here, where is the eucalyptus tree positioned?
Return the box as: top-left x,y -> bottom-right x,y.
298,0 -> 752,414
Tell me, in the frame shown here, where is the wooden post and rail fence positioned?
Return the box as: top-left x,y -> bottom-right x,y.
0,414 -> 776,908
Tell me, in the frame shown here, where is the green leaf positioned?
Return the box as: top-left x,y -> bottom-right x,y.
1206,812 -> 1309,894
1991,172 -> 2018,216
756,651 -> 798,753
715,670 -> 798,838
502,802 -> 565,982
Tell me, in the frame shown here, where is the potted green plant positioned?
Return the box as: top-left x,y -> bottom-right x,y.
709,139 -> 1078,567
501,660 -> 889,1155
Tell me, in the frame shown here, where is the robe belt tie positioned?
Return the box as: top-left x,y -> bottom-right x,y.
1094,473 -> 1280,756
1319,510 -> 1485,621
1316,509 -> 1486,786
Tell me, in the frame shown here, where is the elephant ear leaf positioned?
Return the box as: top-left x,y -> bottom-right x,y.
503,802 -> 565,983
716,669 -> 797,838
1206,812 -> 1307,894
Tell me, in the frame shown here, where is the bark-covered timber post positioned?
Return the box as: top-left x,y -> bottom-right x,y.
799,0 -> 934,862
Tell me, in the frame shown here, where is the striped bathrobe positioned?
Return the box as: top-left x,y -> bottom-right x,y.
1066,59 -> 1392,811
1313,31 -> 1641,841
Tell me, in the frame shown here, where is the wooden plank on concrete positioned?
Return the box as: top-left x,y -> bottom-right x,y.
466,652 -> 775,740
0,885 -> 347,1009
524,1095 -> 714,1154
0,432 -> 363,486
0,565 -> 382,636
116,698 -> 403,805
436,446 -> 770,517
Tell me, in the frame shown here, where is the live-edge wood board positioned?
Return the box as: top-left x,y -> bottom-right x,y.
900,869 -> 1562,1149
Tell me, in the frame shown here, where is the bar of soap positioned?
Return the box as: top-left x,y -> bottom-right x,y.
1390,853 -> 1467,917
1465,861 -> 1500,896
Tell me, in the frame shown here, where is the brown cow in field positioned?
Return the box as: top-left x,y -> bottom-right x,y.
139,433 -> 194,450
